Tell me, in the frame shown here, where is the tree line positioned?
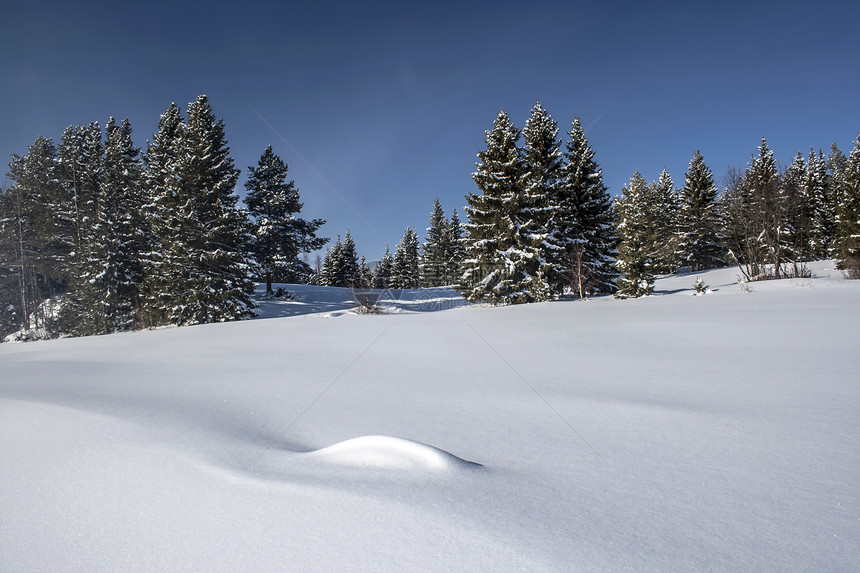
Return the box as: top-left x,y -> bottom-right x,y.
2,96 -> 858,339
0,95 -> 325,340
457,102 -> 860,303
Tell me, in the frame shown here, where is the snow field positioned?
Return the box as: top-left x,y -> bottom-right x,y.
1,261 -> 857,572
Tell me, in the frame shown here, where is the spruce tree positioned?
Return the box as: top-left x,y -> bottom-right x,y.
512,102 -> 559,299
319,241 -> 338,286
391,227 -> 420,288
372,245 -> 394,289
648,168 -> 681,274
677,150 -> 724,272
4,136 -> 70,334
338,230 -> 359,287
445,207 -> 466,286
461,111 -> 519,302
615,171 -> 655,298
807,148 -> 835,258
833,133 -> 860,272
420,197 -> 448,287
141,96 -> 255,326
244,146 -> 327,292
357,255 -> 372,288
60,119 -> 145,335
140,103 -> 184,326
554,118 -> 618,297
462,110 -> 549,304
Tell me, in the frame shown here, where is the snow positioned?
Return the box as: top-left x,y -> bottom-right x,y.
1,261 -> 858,572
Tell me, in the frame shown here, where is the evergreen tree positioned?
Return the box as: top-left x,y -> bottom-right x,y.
677,150 -> 724,271
420,197 -> 448,287
357,255 -> 372,288
338,230 -> 359,287
318,241 -> 339,286
372,245 -> 394,289
807,148 -> 835,258
647,168 -> 681,274
60,119 -> 144,335
461,111 -> 521,303
141,96 -> 255,326
4,136 -> 70,334
554,118 -> 618,297
615,171 -> 655,298
139,103 -> 184,326
445,207 -> 466,286
783,150 -> 815,261
833,133 -> 860,272
244,146 -> 327,292
512,101 -> 559,299
462,109 -> 552,304
391,227 -> 420,288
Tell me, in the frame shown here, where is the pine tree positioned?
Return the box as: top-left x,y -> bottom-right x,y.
807,148 -> 835,258
462,109 -> 553,304
372,245 -> 394,289
357,255 -> 372,288
461,111 -> 521,303
445,207 -> 466,286
833,133 -> 860,272
318,241 -> 338,286
140,103 -> 184,326
4,136 -> 70,334
60,119 -> 145,335
141,96 -> 255,326
420,197 -> 448,287
512,101 -> 559,299
615,171 -> 655,298
554,118 -> 618,297
338,230 -> 359,287
391,227 -> 420,288
677,150 -> 724,272
244,146 -> 327,293
783,150 -> 815,262
647,168 -> 681,274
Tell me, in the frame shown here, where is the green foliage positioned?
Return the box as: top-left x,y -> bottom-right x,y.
245,145 -> 327,292
615,171 -> 655,298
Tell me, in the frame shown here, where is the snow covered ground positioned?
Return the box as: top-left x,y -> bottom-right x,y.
1,261 -> 858,572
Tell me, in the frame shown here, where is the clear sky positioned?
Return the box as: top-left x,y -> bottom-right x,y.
3,0 -> 859,261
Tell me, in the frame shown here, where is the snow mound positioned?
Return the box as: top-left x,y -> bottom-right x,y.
308,435 -> 481,471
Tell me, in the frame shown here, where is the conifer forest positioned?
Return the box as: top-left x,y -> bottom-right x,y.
1,96 -> 858,340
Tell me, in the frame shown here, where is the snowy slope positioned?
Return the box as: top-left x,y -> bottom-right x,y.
1,262 -> 858,572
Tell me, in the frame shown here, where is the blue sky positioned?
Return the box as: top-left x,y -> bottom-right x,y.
3,0 -> 859,261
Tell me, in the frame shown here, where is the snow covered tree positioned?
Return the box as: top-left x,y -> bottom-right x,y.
615,171 -> 655,298
420,197 -> 448,287
807,148 -> 835,258
318,241 -> 339,286
646,168 -> 682,274
244,146 -> 327,292
141,96 -> 255,326
391,227 -> 420,288
338,230 -> 359,287
60,118 -> 145,335
461,109 -> 552,304
677,150 -> 724,272
461,111 -> 521,302
833,133 -> 860,273
445,207 -> 466,286
139,103 -> 184,326
553,117 -> 618,297
4,136 -> 70,334
519,102 -> 561,296
372,245 -> 394,289
357,255 -> 372,288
